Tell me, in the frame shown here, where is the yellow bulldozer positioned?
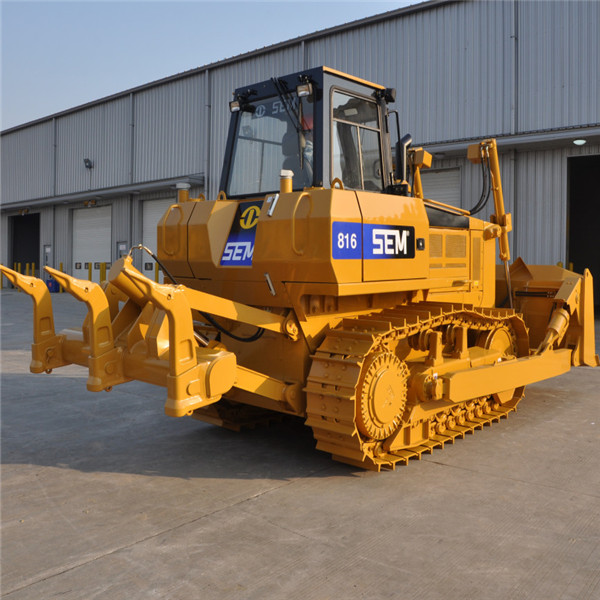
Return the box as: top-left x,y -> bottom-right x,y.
2,67 -> 598,470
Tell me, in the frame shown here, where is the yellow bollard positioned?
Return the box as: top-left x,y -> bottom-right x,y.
155,262 -> 159,283
569,262 -> 574,271
32,262 -> 36,278
88,262 -> 93,281
59,262 -> 64,292
17,262 -> 22,273
25,263 -> 30,277
100,262 -> 106,283
557,261 -> 563,268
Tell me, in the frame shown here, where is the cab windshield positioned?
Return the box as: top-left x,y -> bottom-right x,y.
227,95 -> 314,197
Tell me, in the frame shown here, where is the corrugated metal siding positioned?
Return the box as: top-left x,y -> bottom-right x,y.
135,189 -> 179,202
514,144 -> 600,265
425,152 -> 515,218
420,168 -> 461,206
53,204 -> 72,271
134,75 -> 205,183
142,198 -> 174,281
208,47 -> 302,197
518,0 -> 600,132
111,197 -> 131,257
1,122 -> 55,202
305,0 -> 512,144
514,148 -> 565,264
3,0 -> 599,207
56,98 -> 130,195
39,206 -> 54,269
131,190 -> 177,270
0,215 -> 9,265
566,143 -> 600,160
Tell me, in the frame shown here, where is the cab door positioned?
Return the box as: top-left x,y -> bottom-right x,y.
330,89 -> 428,282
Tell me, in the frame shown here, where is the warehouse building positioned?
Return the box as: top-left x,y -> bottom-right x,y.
1,0 -> 599,298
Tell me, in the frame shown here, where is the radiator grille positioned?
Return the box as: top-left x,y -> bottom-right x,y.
446,235 -> 467,258
430,234 -> 443,258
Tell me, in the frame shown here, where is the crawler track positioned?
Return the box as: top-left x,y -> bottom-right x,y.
305,304 -> 529,470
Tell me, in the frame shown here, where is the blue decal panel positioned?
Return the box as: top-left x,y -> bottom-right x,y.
332,221 -> 362,259
332,222 -> 415,260
363,224 -> 415,259
220,201 -> 262,266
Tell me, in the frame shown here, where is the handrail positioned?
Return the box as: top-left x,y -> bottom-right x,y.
291,192 -> 313,256
160,203 -> 185,256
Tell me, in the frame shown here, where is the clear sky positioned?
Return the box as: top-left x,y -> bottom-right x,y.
1,0 -> 413,130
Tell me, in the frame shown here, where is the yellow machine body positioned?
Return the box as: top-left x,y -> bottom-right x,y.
2,66 -> 597,470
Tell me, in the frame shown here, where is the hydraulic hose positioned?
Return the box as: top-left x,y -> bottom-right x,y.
128,244 -> 265,343
469,152 -> 492,216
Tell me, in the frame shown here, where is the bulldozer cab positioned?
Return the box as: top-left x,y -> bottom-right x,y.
219,67 -> 397,198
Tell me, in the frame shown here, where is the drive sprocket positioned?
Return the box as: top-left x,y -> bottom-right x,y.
356,352 -> 409,440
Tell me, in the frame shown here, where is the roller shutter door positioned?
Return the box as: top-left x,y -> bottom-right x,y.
142,199 -> 174,282
72,205 -> 111,283
420,168 -> 461,208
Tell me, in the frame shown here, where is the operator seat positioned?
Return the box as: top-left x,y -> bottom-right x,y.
282,132 -> 313,188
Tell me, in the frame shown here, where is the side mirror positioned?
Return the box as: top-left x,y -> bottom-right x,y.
395,134 -> 413,191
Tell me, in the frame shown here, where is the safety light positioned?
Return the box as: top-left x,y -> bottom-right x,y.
573,139 -> 587,146
229,100 -> 241,113
296,82 -> 313,98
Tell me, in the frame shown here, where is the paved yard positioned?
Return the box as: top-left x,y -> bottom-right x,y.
1,289 -> 599,599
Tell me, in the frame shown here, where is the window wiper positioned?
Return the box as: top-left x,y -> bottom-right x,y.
271,77 -> 307,170
271,77 -> 302,133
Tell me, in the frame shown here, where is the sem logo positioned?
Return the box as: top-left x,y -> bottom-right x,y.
372,228 -> 410,256
220,200 -> 262,267
222,241 -> 254,263
364,224 -> 415,259
240,205 -> 260,229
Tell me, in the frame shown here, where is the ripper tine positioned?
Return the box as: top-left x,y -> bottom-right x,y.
1,263 -> 68,373
45,266 -> 127,391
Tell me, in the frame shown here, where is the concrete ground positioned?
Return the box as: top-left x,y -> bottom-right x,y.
1,288 -> 599,600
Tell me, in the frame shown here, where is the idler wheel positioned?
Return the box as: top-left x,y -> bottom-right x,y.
478,326 -> 519,404
356,352 -> 409,440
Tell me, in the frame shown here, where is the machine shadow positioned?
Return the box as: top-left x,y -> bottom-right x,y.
0,372 -> 355,481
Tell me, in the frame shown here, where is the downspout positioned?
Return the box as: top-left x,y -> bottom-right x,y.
510,0 -> 519,256
129,92 -> 137,268
510,0 -> 519,136
204,69 -> 211,198
129,92 -> 135,185
301,39 -> 306,70
52,117 -> 58,271
52,117 -> 58,197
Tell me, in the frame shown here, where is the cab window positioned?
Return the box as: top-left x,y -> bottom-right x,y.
227,96 -> 314,197
331,91 -> 383,191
